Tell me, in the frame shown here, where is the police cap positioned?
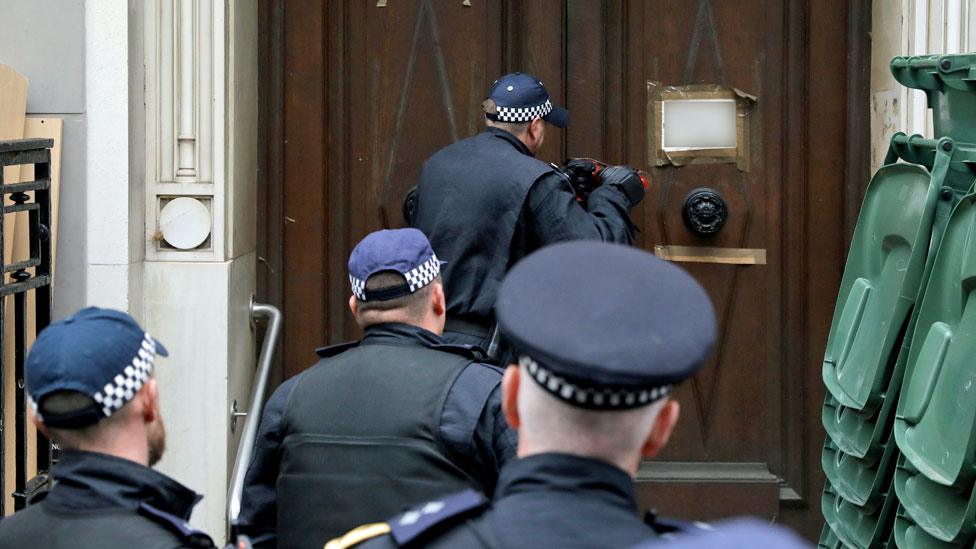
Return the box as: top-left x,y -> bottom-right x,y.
495,241 -> 716,410
348,228 -> 442,302
485,72 -> 570,128
26,307 -> 169,428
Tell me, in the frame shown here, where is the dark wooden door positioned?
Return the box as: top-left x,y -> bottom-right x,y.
257,0 -> 870,540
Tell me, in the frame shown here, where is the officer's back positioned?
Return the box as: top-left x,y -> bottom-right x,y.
411,72 -> 644,354
0,307 -> 214,548
237,229 -> 516,548
329,241 -> 721,548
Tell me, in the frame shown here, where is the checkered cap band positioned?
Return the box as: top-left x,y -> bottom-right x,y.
495,99 -> 553,123
92,333 -> 157,418
349,253 -> 440,300
405,253 -> 441,292
520,355 -> 672,410
349,275 -> 367,301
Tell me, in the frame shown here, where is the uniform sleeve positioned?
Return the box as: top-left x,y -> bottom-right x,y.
524,171 -> 636,245
484,384 -> 518,469
236,374 -> 302,547
439,363 -> 517,495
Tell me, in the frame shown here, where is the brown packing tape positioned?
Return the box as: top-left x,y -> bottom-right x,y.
654,245 -> 767,265
376,1 -> 473,7
646,81 -> 756,171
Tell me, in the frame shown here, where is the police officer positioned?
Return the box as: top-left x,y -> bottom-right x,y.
326,240 -> 718,549
411,72 -> 645,354
0,307 -> 215,548
237,228 -> 517,548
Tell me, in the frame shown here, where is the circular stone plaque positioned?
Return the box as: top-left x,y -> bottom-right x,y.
159,197 -> 212,250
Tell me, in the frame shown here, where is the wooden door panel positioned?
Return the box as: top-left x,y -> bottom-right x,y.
346,0 -> 505,233
278,0 -> 329,377
613,0 -> 786,524
260,0 -> 861,539
337,1 -> 547,340
636,0 -> 771,456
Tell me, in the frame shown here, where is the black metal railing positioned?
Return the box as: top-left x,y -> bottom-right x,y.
0,138 -> 55,513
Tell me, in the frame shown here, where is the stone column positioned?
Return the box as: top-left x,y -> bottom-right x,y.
140,0 -> 258,535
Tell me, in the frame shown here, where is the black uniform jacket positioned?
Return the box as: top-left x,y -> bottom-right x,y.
0,449 -> 214,548
414,127 -> 636,332
237,323 -> 518,547
350,453 -> 661,549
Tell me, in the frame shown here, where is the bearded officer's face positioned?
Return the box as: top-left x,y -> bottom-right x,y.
142,377 -> 167,467
147,402 -> 166,467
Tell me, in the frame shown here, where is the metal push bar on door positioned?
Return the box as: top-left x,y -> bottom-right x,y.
227,300 -> 282,540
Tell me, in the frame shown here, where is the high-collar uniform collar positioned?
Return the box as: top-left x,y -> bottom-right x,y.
484,126 -> 534,157
361,322 -> 446,348
44,449 -> 202,520
494,452 -> 637,512
472,452 -> 654,549
316,322 -> 482,360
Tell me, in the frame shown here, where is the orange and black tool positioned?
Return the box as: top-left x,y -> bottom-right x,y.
556,158 -> 650,204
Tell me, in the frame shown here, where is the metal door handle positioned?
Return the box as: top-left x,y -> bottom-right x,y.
227,300 -> 283,540
682,188 -> 729,236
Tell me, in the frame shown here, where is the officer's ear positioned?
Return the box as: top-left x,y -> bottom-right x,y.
348,295 -> 360,320
138,378 -> 161,425
526,118 -> 546,149
529,117 -> 545,134
640,399 -> 680,458
430,281 -> 446,317
501,365 -> 521,429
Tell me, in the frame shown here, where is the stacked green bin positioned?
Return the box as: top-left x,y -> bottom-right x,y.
821,54 -> 976,548
820,526 -> 844,549
893,193 -> 976,545
820,143 -> 940,549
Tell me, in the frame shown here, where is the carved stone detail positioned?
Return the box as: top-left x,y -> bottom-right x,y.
145,0 -> 225,259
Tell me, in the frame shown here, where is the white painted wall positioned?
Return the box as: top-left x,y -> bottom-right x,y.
146,254 -> 256,536
86,0 -> 145,315
871,0 -> 976,171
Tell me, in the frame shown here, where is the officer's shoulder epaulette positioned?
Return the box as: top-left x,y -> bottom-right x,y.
315,340 -> 360,358
644,509 -> 712,537
428,342 -> 488,361
468,360 -> 505,376
388,489 -> 489,547
138,502 -> 215,547
325,522 -> 392,549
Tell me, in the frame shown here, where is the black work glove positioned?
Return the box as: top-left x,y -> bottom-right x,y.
561,159 -> 601,202
563,158 -> 598,175
600,165 -> 645,207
